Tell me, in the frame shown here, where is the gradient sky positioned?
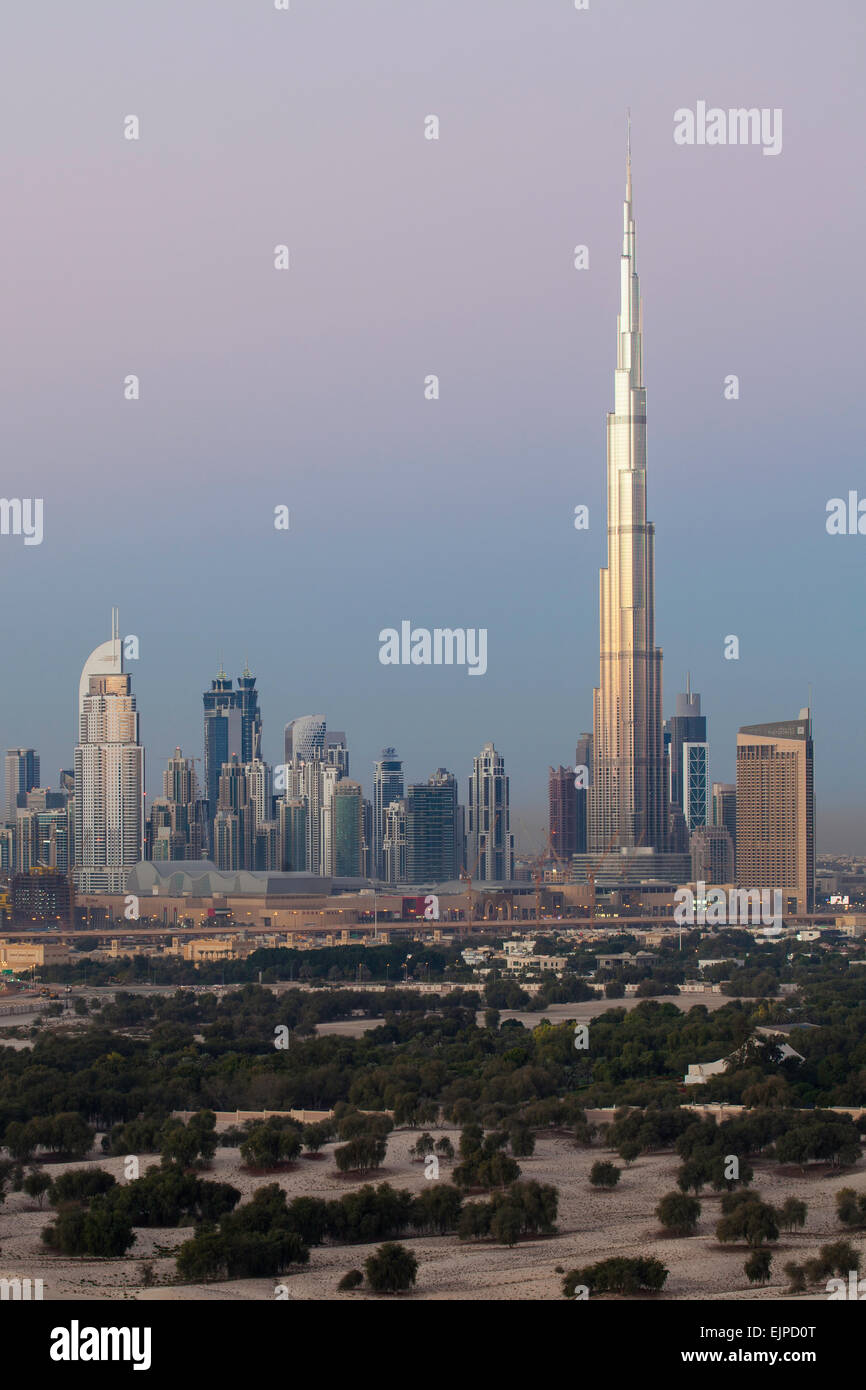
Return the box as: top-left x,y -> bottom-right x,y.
1,0 -> 864,852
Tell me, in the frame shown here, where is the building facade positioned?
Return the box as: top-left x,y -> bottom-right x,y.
74,614 -> 144,892
736,712 -> 815,913
468,742 -> 515,882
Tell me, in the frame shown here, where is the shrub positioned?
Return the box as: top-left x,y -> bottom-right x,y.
656,1191 -> 700,1236
562,1256 -> 668,1297
364,1243 -> 418,1294
589,1161 -> 621,1190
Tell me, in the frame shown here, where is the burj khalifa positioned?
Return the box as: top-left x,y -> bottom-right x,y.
587,128 -> 667,855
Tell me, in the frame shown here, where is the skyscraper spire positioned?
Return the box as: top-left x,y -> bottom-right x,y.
588,128 -> 666,853
626,108 -> 632,202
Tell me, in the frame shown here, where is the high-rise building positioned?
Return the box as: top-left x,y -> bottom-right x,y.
280,717 -> 348,875
74,611 -> 144,892
575,732 -> 591,854
5,749 -> 40,817
255,819 -> 280,871
203,670 -> 242,843
236,666 -> 262,764
325,731 -> 349,778
406,769 -> 460,882
160,749 -> 206,859
712,783 -> 736,851
665,681 -> 709,830
33,808 -> 72,872
690,825 -> 735,886
382,798 -> 406,884
468,742 -> 515,882
373,748 -> 403,879
213,808 -> 240,871
319,763 -> 340,875
279,798 -> 308,871
549,767 -> 577,862
588,135 -> 666,855
736,711 -> 815,913
334,780 -> 364,877
147,798 -> 179,861
284,715 -> 327,765
361,798 -> 373,878
217,754 -> 253,869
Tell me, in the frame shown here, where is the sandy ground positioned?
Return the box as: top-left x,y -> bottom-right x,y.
2,1121 -> 864,1302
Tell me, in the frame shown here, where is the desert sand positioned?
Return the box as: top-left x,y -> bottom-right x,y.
2,1120 -> 864,1301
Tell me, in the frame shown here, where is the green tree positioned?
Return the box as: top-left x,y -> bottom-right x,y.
744,1250 -> 772,1286
50,1168 -> 116,1206
716,1192 -> 779,1249
563,1256 -> 668,1296
301,1122 -> 332,1154
784,1260 -> 807,1293
589,1161 -> 621,1190
778,1197 -> 807,1233
656,1191 -> 700,1236
23,1170 -> 52,1208
835,1187 -> 866,1228
364,1242 -> 418,1293
490,1203 -> 523,1247
334,1136 -> 387,1174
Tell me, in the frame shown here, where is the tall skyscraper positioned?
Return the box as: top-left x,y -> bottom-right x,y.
160,748 -> 206,859
334,779 -> 364,877
736,712 -> 815,913
549,767 -> 578,861
588,134 -> 666,855
74,611 -> 144,892
236,666 -> 262,763
216,754 -> 253,869
5,749 -> 40,817
361,798 -> 373,878
712,782 -> 736,851
468,742 -> 515,882
406,769 -> 460,882
665,680 -> 709,830
284,715 -> 327,765
203,670 -> 242,843
382,798 -> 406,884
373,748 -> 403,878
325,731 -> 349,778
279,798 -> 308,871
575,731 -> 592,854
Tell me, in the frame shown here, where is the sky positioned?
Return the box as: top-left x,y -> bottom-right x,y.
1,0 -> 864,853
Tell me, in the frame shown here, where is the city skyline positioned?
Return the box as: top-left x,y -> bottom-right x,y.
2,0 -> 862,850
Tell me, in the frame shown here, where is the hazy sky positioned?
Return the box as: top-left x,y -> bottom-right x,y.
2,0 -> 864,852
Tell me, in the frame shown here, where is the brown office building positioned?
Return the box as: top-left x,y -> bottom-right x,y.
736,711 -> 814,913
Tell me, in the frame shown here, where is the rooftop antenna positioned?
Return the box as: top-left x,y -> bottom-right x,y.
111,606 -> 119,667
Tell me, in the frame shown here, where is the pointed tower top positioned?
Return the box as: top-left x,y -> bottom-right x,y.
111,606 -> 122,672
626,109 -> 632,202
